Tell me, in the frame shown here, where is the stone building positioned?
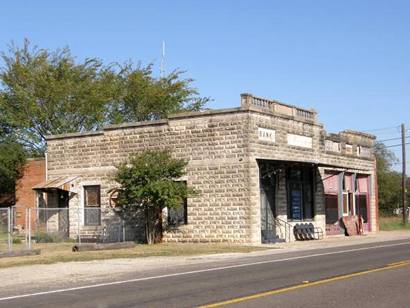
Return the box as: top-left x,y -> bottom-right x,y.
34,93 -> 377,244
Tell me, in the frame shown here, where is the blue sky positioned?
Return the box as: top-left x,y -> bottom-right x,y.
1,0 -> 409,163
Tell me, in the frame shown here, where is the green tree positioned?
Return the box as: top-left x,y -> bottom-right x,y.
0,39 -> 117,154
112,150 -> 193,244
375,142 -> 402,215
0,122 -> 26,205
107,63 -> 209,124
0,40 -> 209,154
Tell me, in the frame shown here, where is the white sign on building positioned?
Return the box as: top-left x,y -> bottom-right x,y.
287,134 -> 312,148
258,127 -> 276,143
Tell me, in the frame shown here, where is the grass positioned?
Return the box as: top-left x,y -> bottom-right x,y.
0,242 -> 271,269
379,216 -> 410,231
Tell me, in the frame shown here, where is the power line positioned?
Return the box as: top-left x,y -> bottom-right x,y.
378,136 -> 410,142
362,125 -> 400,132
384,142 -> 410,149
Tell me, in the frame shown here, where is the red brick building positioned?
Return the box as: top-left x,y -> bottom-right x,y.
14,158 -> 46,229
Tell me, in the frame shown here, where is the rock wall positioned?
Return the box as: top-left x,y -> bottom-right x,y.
46,99 -> 376,243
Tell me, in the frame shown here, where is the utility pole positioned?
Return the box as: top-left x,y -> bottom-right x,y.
401,123 -> 407,224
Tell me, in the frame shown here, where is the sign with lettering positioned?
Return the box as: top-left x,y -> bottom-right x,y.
287,134 -> 312,148
258,127 -> 276,143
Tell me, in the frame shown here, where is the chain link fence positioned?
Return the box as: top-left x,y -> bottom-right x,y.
0,208 -> 12,251
0,206 -> 137,252
0,207 -> 32,252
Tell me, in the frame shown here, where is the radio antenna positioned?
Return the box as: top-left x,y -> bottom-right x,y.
160,41 -> 166,78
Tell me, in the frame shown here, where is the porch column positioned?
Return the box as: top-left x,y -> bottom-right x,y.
338,172 -> 345,234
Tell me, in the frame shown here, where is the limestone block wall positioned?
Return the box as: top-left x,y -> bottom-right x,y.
243,111 -> 376,241
46,110 -> 254,243
45,103 -> 377,244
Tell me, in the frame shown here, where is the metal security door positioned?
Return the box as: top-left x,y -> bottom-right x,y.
260,175 -> 276,243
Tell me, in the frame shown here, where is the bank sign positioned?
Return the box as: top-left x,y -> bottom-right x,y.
258,127 -> 276,143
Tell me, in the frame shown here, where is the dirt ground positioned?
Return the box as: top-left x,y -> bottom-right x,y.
0,242 -> 269,268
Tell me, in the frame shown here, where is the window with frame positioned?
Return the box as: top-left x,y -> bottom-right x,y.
168,182 -> 188,226
168,200 -> 187,226
342,192 -> 354,216
84,185 -> 101,226
287,167 -> 314,220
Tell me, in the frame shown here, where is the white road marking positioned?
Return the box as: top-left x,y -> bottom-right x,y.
1,240 -> 410,302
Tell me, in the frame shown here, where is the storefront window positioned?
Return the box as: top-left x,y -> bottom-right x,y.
287,167 -> 314,220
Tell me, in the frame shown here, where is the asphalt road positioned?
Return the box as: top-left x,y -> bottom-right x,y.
1,239 -> 410,308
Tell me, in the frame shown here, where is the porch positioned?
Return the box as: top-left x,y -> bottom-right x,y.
258,160 -> 322,243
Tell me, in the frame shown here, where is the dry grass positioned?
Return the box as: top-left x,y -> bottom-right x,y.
0,242 -> 271,269
379,216 -> 410,231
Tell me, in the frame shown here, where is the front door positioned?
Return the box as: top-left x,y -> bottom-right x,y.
355,194 -> 369,232
260,174 -> 276,243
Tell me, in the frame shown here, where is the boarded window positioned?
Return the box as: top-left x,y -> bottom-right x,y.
325,194 -> 338,224
344,174 -> 353,192
84,185 -> 101,226
357,176 -> 369,193
323,172 -> 339,194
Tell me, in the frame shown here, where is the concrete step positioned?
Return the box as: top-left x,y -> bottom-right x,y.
262,230 -> 286,243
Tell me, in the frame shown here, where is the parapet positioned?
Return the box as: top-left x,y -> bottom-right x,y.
240,93 -> 317,123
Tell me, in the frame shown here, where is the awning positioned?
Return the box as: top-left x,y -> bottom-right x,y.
33,176 -> 78,192
317,162 -> 372,172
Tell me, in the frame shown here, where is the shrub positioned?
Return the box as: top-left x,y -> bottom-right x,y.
35,232 -> 65,243
12,237 -> 22,244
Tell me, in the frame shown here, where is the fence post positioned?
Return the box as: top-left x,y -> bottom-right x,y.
25,208 -> 28,247
46,207 -> 49,233
122,218 -> 125,242
77,205 -> 81,245
7,207 -> 11,252
28,208 -> 32,250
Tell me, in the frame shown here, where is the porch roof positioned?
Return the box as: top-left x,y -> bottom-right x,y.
32,176 -> 78,192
